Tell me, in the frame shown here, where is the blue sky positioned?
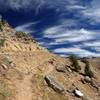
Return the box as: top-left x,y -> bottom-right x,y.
0,0 -> 100,57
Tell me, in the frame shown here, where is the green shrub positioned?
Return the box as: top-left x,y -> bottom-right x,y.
84,61 -> 94,78
15,32 -> 27,38
1,19 -> 6,26
0,22 -> 3,31
69,54 -> 81,72
0,39 -> 5,48
0,18 -> 6,31
0,18 -> 6,26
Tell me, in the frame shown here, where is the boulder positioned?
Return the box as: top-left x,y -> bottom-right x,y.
56,65 -> 67,73
56,64 -> 71,73
74,89 -> 84,98
45,75 -> 64,93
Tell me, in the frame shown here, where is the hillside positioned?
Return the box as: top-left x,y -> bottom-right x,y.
0,19 -> 100,100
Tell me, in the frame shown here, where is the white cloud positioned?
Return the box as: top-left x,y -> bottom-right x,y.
81,0 -> 100,24
15,22 -> 37,33
82,8 -> 100,24
44,26 -> 98,43
84,41 -> 100,47
53,47 -> 100,57
66,5 -> 86,10
83,41 -> 100,52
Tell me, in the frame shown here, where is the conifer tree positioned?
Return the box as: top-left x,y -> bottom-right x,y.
69,54 -> 81,72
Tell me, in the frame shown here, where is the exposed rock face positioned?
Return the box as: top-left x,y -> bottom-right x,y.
45,75 -> 65,93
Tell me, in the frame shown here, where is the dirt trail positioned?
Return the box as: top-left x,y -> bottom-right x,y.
14,74 -> 32,100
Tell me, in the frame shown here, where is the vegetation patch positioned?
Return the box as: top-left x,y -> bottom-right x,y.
84,61 -> 94,78
0,38 -> 5,48
0,19 -> 6,30
15,31 -> 33,41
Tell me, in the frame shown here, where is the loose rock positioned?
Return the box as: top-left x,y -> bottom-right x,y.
45,75 -> 64,93
74,89 -> 84,98
84,76 -> 92,83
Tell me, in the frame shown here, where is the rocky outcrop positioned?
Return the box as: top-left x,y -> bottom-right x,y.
45,75 -> 65,93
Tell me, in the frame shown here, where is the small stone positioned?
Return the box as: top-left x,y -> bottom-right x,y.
1,64 -> 8,70
74,89 -> 84,98
67,67 -> 72,73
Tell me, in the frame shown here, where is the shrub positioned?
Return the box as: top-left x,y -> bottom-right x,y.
84,61 -> 94,78
0,18 -> 6,31
0,22 -> 2,31
1,19 -> 6,26
15,31 -> 33,41
0,38 -> 5,48
69,54 -> 81,72
15,32 -> 28,38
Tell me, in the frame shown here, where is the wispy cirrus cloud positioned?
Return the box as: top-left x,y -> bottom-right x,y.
53,47 -> 100,57
81,0 -> 100,24
1,0 -> 100,57
15,22 -> 38,33
0,0 -> 99,23
0,0 -> 86,12
41,24 -> 100,57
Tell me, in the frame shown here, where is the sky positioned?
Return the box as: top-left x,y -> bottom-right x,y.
0,0 -> 100,57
